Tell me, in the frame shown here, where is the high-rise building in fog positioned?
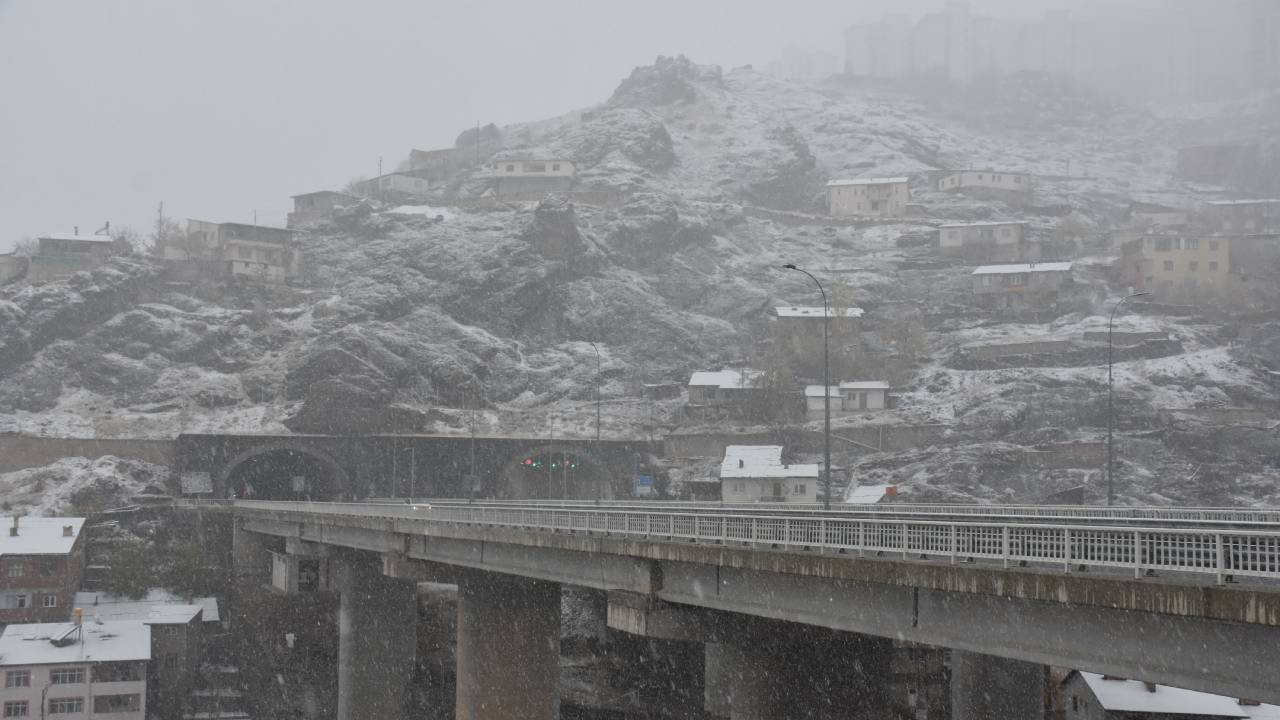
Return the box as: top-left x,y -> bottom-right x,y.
841,0 -> 1273,101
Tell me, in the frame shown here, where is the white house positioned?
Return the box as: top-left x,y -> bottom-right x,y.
719,446 -> 819,503
481,158 -> 577,195
826,177 -> 910,217
352,172 -> 431,202
804,382 -> 891,418
0,618 -> 149,720
1061,671 -> 1279,720
938,221 -> 1035,262
687,369 -> 764,408
937,170 -> 1034,193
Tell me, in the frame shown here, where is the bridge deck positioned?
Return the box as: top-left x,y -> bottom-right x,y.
215,500 -> 1280,585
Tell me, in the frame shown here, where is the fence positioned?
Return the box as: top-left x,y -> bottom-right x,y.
224,500 -> 1280,584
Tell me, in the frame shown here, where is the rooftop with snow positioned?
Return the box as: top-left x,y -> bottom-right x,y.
972,262 -> 1073,275
0,516 -> 84,557
0,620 -> 151,666
720,445 -> 818,479
826,176 -> 909,187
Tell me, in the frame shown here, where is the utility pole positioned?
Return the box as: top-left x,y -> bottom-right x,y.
783,264 -> 833,510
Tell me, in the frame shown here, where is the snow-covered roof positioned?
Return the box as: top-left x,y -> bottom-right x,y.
938,221 -> 1028,228
1077,673 -> 1260,718
0,517 -> 84,556
839,381 -> 891,390
847,484 -> 894,504
37,234 -> 113,243
972,262 -> 1073,275
826,177 -> 909,187
73,590 -> 221,623
720,445 -> 819,479
0,620 -> 151,666
1205,199 -> 1280,206
775,306 -> 865,319
291,190 -> 357,200
804,385 -> 842,398
688,369 -> 762,389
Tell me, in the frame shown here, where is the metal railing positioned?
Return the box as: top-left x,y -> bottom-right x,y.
226,500 -> 1280,585
366,498 -> 1280,527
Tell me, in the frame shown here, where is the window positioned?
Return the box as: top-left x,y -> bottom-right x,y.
1014,176 -> 1022,184
41,594 -> 58,608
1209,261 -> 1219,271
50,669 -> 85,685
37,560 -> 56,577
1189,261 -> 1199,271
524,162 -> 546,172
5,671 -> 30,688
793,483 -> 806,495
1185,238 -> 1199,250
92,664 -> 142,683
505,164 -> 514,172
1154,237 -> 1172,252
5,594 -> 29,609
733,482 -> 745,493
6,563 -> 21,578
1072,696 -> 1079,712
2,701 -> 28,718
1172,237 -> 1182,250
47,698 -> 83,715
1007,274 -> 1026,286
1209,239 -> 1220,251
1163,260 -> 1175,271
92,695 -> 140,714
552,163 -> 560,171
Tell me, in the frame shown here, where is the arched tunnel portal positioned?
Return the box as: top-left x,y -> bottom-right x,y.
219,444 -> 349,501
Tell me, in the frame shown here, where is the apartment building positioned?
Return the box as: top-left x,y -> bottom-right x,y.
0,517 -> 85,625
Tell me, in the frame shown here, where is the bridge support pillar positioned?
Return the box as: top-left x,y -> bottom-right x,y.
230,520 -> 272,587
950,650 -> 1045,720
706,629 -> 893,720
335,554 -> 417,720
456,571 -> 560,720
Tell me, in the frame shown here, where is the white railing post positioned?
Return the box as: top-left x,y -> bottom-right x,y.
1001,526 -> 1010,569
751,516 -> 758,545
785,518 -> 792,546
1134,531 -> 1143,578
819,518 -> 827,553
857,521 -> 865,558
949,524 -> 957,565
901,522 -> 909,560
1064,528 -> 1071,573
1215,533 -> 1225,585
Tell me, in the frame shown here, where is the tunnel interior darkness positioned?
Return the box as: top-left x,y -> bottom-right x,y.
224,448 -> 344,500
498,448 -> 613,500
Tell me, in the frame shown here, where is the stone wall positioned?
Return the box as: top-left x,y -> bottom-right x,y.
0,434 -> 176,474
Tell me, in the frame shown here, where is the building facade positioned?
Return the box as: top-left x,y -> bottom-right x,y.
719,446 -> 819,503
1059,670 -> 1276,720
287,191 -> 359,228
938,221 -> 1035,263
1,517 -> 85,625
686,369 -> 764,410
353,172 -> 432,203
937,170 -> 1034,194
1119,234 -> 1232,295
826,177 -> 910,217
481,159 -> 577,195
171,221 -> 299,282
804,382 -> 891,419
0,619 -> 149,720
970,261 -> 1074,310
27,235 -> 115,283
1203,199 -> 1280,234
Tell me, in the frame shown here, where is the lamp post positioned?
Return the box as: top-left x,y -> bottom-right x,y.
783,263 -> 832,511
587,340 -> 602,502
1107,291 -> 1150,506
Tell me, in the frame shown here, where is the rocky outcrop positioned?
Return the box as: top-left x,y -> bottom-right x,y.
608,55 -> 722,108
550,108 -> 675,172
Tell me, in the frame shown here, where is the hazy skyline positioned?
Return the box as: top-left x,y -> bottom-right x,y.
0,0 -> 1158,249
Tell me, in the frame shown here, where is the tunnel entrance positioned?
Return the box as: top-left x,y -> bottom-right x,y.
223,447 -> 346,501
497,447 -> 613,500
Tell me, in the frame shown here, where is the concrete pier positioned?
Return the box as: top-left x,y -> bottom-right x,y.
950,650 -> 1045,720
455,572 -> 561,720
334,554 -> 417,720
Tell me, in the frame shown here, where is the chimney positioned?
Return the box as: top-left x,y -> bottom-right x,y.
62,525 -> 74,537
9,516 -> 17,537
1143,682 -> 1157,693
74,226 -> 79,235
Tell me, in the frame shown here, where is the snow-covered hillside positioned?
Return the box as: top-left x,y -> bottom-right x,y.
1,56 -> 1278,506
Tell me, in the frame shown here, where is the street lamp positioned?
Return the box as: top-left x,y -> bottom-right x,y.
783,263 -> 832,511
586,340 -> 603,503
1107,291 -> 1150,506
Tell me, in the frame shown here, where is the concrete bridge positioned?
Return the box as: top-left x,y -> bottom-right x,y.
174,432 -> 662,501
207,499 -> 1280,720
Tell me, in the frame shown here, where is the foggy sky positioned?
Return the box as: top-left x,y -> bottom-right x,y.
0,0 -> 1148,249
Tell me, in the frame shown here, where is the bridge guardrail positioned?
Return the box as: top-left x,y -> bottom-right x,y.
224,500 -> 1280,585
366,497 -> 1280,526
